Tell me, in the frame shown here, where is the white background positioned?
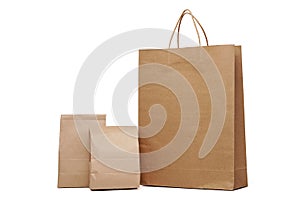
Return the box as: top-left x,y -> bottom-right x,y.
1,0 -> 300,199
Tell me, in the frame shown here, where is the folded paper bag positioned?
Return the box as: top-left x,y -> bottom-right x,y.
58,115 -> 140,190
57,115 -> 98,187
89,125 -> 140,190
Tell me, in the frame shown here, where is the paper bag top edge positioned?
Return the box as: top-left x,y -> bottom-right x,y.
61,114 -> 106,120
139,44 -> 239,52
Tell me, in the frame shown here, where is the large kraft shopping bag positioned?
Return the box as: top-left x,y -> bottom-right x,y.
138,10 -> 247,190
58,115 -> 140,189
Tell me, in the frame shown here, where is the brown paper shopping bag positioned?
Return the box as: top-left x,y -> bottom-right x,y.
138,9 -> 247,190
89,124 -> 140,190
57,114 -> 98,187
58,115 -> 140,189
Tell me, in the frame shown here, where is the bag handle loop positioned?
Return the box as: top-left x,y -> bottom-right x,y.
168,9 -> 209,48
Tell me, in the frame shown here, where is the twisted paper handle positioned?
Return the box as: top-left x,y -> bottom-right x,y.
168,9 -> 209,48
